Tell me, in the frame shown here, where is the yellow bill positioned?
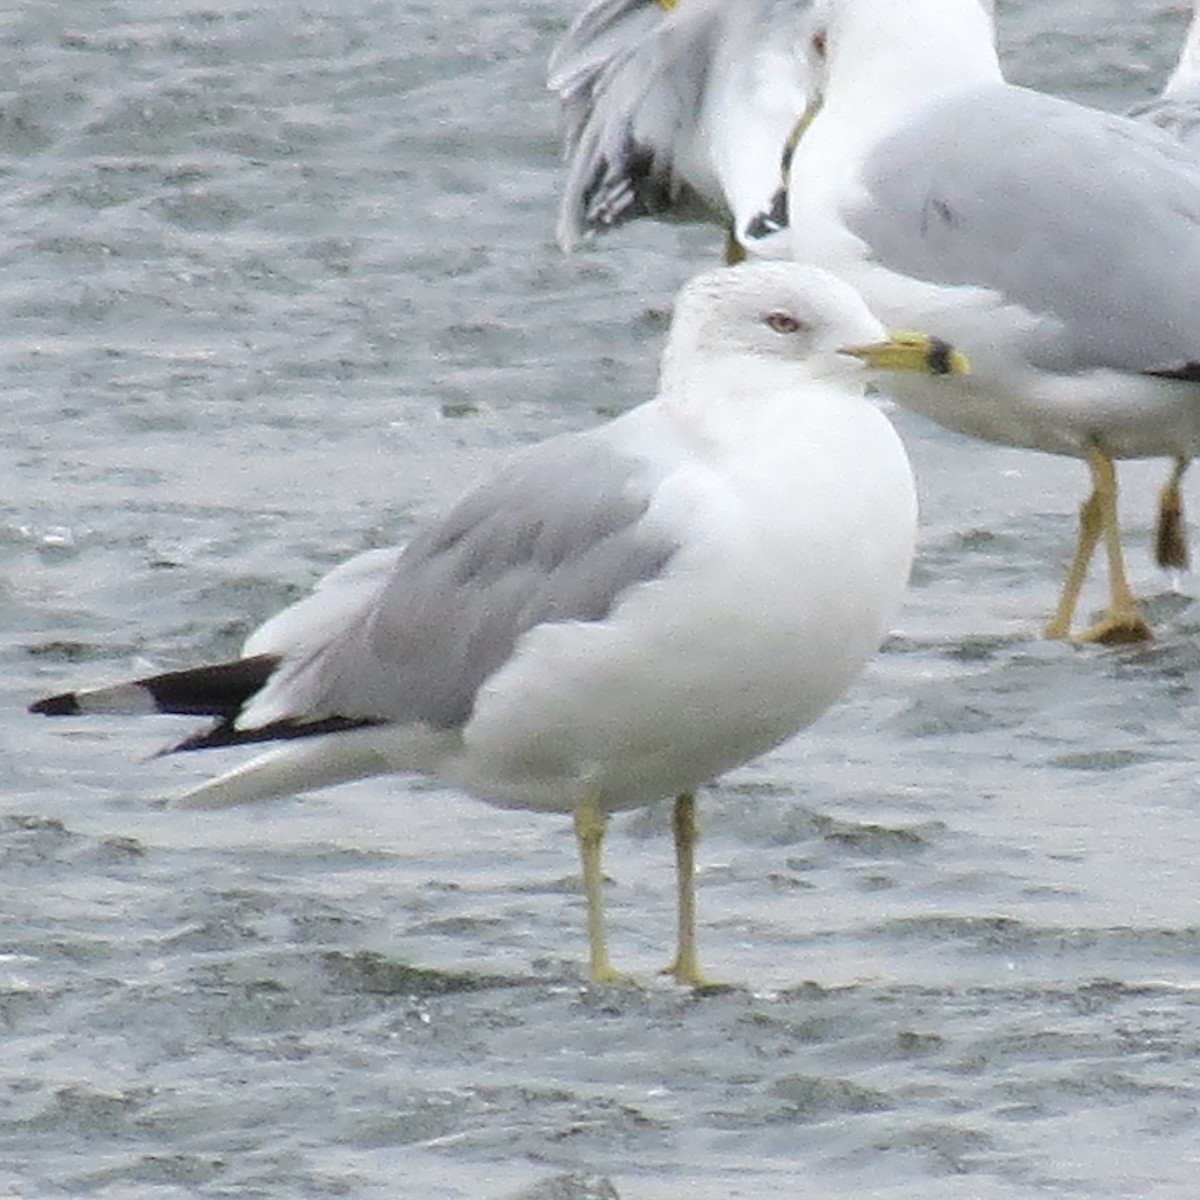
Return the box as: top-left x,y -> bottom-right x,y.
841,331 -> 970,376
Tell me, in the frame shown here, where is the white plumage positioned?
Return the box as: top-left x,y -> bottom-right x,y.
33,262 -> 956,983
551,0 -> 1200,643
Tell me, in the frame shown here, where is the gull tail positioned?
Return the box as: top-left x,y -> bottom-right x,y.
32,656 -> 422,808
175,729 -> 397,809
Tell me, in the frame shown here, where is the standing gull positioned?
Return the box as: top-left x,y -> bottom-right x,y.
551,0 -> 1200,643
30,262 -> 965,986
780,0 -> 1200,643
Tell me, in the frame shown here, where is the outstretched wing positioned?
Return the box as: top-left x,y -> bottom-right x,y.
550,0 -> 811,251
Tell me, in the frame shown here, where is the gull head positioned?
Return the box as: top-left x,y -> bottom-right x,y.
659,262 -> 968,394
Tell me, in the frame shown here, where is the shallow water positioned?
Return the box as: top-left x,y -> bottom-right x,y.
4,2 -> 1200,1197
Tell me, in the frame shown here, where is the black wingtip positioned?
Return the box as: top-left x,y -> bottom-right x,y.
29,692 -> 82,716
1148,361 -> 1200,382
168,714 -> 380,754
27,654 -> 282,722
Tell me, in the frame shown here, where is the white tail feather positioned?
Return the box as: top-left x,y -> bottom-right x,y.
174,731 -> 394,808
173,724 -> 453,809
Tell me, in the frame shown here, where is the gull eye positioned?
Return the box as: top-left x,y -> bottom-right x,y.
811,30 -> 827,58
765,311 -> 805,334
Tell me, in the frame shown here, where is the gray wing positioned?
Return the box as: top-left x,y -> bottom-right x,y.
244,546 -> 404,663
848,83 -> 1200,375
245,427 -> 680,732
549,0 -> 732,245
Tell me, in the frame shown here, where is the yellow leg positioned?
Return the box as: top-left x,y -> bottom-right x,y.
723,231 -> 746,265
1073,448 -> 1152,645
1044,473 -> 1104,640
573,790 -> 625,984
1154,456 -> 1190,570
658,793 -> 707,986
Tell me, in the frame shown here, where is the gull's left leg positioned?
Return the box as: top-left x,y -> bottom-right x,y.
1075,447 -> 1153,644
1154,456 -> 1190,571
573,789 -> 626,984
659,792 -> 717,988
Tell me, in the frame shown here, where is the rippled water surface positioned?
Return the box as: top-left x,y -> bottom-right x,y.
5,3 -> 1200,1197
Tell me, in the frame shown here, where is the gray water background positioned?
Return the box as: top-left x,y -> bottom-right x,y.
4,2 -> 1200,1196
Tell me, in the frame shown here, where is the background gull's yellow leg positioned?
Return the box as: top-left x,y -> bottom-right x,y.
1075,447 -> 1153,644
1044,466 -> 1104,640
1154,456 -> 1190,571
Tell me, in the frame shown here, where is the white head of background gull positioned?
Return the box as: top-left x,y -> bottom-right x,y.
773,0 -> 1200,644
30,261 -> 967,986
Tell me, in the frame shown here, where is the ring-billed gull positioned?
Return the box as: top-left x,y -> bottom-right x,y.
779,0 -> 1200,643
551,0 -> 1200,644
30,262 -> 966,985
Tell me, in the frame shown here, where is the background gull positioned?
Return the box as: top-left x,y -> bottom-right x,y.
550,0 -> 1200,645
774,0 -> 1200,643
549,0 -> 813,258
29,261 -> 965,986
